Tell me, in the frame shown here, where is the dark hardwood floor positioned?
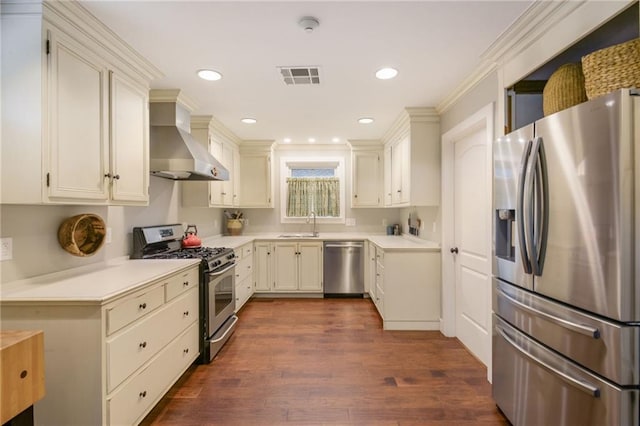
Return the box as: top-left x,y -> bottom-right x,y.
141,298 -> 508,425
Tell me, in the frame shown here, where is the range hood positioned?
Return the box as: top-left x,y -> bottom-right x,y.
149,98 -> 229,181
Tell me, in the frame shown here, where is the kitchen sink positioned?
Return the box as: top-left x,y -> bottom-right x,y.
278,233 -> 319,238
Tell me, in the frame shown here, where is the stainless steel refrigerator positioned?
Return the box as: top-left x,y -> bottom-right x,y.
492,88 -> 640,425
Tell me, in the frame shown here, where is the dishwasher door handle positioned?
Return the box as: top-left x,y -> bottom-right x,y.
325,242 -> 364,248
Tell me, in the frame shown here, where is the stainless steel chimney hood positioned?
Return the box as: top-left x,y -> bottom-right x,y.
149,91 -> 229,181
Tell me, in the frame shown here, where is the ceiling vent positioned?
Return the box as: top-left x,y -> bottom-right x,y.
278,66 -> 320,85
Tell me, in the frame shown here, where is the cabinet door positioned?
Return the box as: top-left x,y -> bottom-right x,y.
47,30 -> 109,201
298,243 -> 322,291
232,145 -> 240,206
391,138 -> 409,205
221,143 -> 234,206
254,243 -> 272,291
109,71 -> 149,204
367,242 -> 377,299
239,153 -> 272,207
273,243 -> 298,291
209,138 -> 224,206
383,146 -> 392,206
352,151 -> 380,207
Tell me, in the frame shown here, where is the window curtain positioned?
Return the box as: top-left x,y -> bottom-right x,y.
286,177 -> 339,217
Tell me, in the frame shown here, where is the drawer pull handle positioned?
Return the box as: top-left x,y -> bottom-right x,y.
183,311 -> 189,316
139,303 -> 147,310
20,370 -> 28,379
139,341 -> 147,349
183,281 -> 189,287
139,391 -> 147,398
183,348 -> 189,354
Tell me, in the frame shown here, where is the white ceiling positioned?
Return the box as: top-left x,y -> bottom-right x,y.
81,1 -> 532,144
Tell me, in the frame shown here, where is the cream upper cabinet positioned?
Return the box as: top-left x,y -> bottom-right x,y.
47,29 -> 110,202
383,145 -> 392,206
350,144 -> 382,208
383,108 -> 441,207
109,71 -> 149,203
0,2 -> 160,205
181,115 -> 240,208
239,141 -> 274,208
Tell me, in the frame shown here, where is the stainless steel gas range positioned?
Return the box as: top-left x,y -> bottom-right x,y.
131,224 -> 238,363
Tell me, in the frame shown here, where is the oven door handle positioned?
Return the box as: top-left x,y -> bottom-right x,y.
208,263 -> 236,276
208,315 -> 239,344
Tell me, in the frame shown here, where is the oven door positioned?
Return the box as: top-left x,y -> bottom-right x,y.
203,263 -> 238,363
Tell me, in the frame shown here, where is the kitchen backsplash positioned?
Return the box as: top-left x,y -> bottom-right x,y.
1,175 -> 440,283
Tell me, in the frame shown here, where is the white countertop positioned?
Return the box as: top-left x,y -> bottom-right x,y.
202,233 -> 440,252
1,233 -> 438,304
0,258 -> 201,304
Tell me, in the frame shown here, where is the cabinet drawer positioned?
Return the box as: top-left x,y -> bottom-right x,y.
242,244 -> 253,258
235,256 -> 252,283
106,285 -> 164,336
375,263 -> 384,291
165,267 -> 199,302
375,284 -> 384,317
235,277 -> 253,310
107,323 -> 199,426
107,288 -> 198,392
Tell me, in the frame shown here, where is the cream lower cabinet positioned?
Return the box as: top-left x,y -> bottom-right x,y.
273,242 -> 323,292
0,265 -> 200,426
369,245 -> 441,330
254,241 -> 322,293
254,242 -> 273,292
234,242 -> 254,310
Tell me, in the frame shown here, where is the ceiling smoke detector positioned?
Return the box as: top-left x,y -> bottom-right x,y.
299,16 -> 319,33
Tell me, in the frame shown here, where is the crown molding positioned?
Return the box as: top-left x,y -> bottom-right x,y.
436,0 -> 585,114
149,89 -> 198,112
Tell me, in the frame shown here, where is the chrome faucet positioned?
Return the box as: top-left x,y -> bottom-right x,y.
307,211 -> 318,237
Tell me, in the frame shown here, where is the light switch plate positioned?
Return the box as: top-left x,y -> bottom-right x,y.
346,218 -> 356,226
1,237 -> 13,261
106,228 -> 112,244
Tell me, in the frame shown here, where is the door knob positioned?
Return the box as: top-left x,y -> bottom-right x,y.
450,247 -> 459,254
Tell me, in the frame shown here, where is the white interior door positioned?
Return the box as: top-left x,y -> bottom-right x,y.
452,127 -> 491,367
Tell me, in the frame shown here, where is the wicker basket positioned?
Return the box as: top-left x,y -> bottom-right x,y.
542,63 -> 587,116
58,213 -> 106,257
581,38 -> 640,99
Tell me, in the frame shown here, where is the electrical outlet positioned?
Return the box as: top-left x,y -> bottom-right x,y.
382,218 -> 388,227
106,228 -> 112,244
1,237 -> 13,261
432,222 -> 436,232
214,219 -> 219,229
244,218 -> 249,226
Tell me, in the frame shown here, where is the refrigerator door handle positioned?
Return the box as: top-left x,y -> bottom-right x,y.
517,139 -> 533,274
496,324 -> 601,398
498,286 -> 601,339
532,137 -> 549,276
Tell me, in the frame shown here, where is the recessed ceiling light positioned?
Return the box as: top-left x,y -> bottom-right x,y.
241,118 -> 257,124
283,137 -> 292,143
331,137 -> 340,143
197,69 -> 222,81
308,138 -> 316,143
358,117 -> 374,124
375,67 -> 398,80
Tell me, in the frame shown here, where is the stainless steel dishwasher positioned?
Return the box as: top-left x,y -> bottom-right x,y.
323,241 -> 364,297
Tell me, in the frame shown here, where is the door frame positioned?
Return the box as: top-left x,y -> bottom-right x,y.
440,103 -> 494,340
